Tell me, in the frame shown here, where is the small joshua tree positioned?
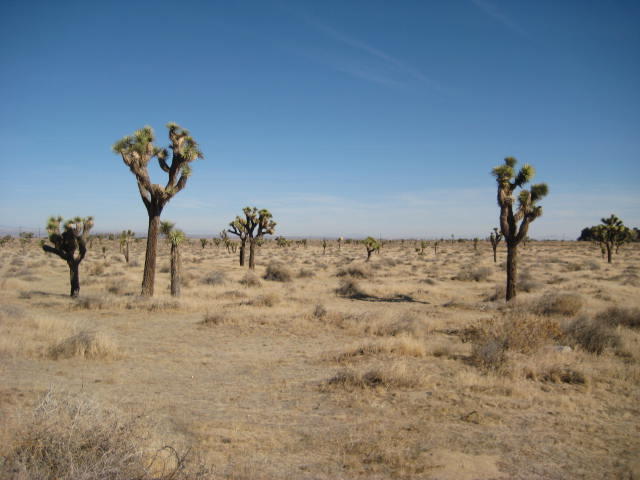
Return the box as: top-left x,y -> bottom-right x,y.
473,237 -> 479,251
42,216 -> 94,297
322,239 -> 327,255
200,238 -> 208,249
213,237 -> 221,248
160,221 -> 185,297
489,228 -> 502,263
433,239 -> 440,255
591,215 -> 632,263
416,240 -> 428,255
0,235 -> 11,248
228,216 -> 249,266
113,123 -> 203,296
276,236 -> 289,248
337,237 -> 343,250
119,230 -> 135,264
363,236 -> 381,262
492,157 -> 548,301
245,207 -> 276,269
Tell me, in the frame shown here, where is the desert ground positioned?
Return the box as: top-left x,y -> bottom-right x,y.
1,237 -> 638,479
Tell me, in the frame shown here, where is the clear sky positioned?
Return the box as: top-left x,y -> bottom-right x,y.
1,0 -> 638,239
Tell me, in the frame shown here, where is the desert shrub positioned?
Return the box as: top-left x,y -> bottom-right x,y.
248,293 -> 280,307
0,304 -> 26,321
471,337 -> 507,371
88,263 -> 106,276
563,315 -> 621,355
105,281 -> 125,295
159,264 -> 170,273
531,365 -> 587,384
470,313 -> 564,370
595,306 -> 640,329
239,271 -> 261,287
334,337 -> 425,361
199,312 -> 230,326
74,295 -> 109,310
263,262 -> 292,282
564,262 -> 583,272
534,292 -> 583,316
583,260 -> 600,271
127,258 -> 140,267
313,303 -> 328,319
201,270 -> 227,286
1,390 -> 206,480
369,312 -> 429,338
325,363 -> 422,389
484,284 -> 506,302
297,268 -> 315,278
48,331 -> 119,360
518,270 -> 542,292
419,278 -> 437,285
335,278 -> 368,299
336,264 -> 372,279
454,265 -> 492,282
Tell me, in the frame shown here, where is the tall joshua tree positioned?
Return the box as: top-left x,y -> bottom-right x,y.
489,227 -> 502,263
113,123 -> 203,296
245,207 -> 276,269
492,157 -> 548,301
42,216 -> 94,297
160,221 -> 185,297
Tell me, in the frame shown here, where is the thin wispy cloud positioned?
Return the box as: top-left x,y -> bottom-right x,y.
470,0 -> 528,37
294,15 -> 448,91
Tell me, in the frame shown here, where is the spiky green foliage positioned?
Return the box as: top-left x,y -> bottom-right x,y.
229,207 -> 277,269
0,235 -> 11,247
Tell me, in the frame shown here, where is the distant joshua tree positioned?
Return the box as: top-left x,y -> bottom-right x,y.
473,237 -> 479,251
337,237 -> 343,250
119,230 -> 135,264
113,123 -> 203,296
228,207 -> 276,269
160,221 -> 185,297
589,215 -> 632,263
0,235 -> 11,248
492,157 -> 548,301
42,216 -> 94,297
363,236 -> 381,262
322,239 -> 327,255
200,238 -> 208,249
416,240 -> 428,255
276,236 -> 289,248
433,239 -> 440,255
489,228 -> 502,263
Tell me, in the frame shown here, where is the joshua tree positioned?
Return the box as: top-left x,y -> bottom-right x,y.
590,215 -> 631,263
113,123 -> 203,296
200,238 -> 208,249
433,239 -> 440,255
228,216 -> 249,266
473,238 -> 479,251
337,237 -> 343,250
0,235 -> 11,248
363,236 -> 381,262
416,240 -> 428,255
160,221 -> 185,297
276,236 -> 289,248
244,207 -> 276,269
489,228 -> 502,263
322,239 -> 327,255
213,238 -> 221,248
492,157 -> 548,301
119,230 -> 135,264
42,216 -> 94,297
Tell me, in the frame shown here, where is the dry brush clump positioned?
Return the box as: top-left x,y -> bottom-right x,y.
595,306 -> 640,329
532,292 -> 584,317
0,390 -> 210,480
454,264 -> 493,282
336,264 -> 372,279
48,331 -> 120,360
324,362 -> 424,390
562,315 -> 621,355
263,262 -> 292,282
332,336 -> 426,362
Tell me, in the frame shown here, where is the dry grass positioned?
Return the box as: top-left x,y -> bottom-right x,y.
1,240 -> 639,479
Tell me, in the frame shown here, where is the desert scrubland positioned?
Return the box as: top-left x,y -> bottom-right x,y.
1,238 -> 639,479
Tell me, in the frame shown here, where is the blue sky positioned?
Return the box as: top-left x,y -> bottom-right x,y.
1,0 -> 638,238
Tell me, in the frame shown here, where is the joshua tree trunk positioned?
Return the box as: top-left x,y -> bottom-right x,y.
124,242 -> 130,264
366,250 -> 372,262
142,211 -> 161,297
249,240 -> 256,270
68,259 -> 81,297
492,246 -> 497,263
239,239 -> 246,266
606,244 -> 612,264
506,243 -> 517,301
170,243 -> 181,297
